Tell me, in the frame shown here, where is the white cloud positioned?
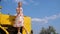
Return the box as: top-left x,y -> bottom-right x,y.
29,0 -> 39,6
32,14 -> 60,23
15,0 -> 39,5
15,0 -> 24,2
15,0 -> 28,5
3,0 -> 39,5
32,18 -> 48,23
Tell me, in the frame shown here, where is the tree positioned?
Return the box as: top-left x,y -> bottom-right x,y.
39,26 -> 59,34
0,6 -> 2,13
39,27 -> 47,34
0,6 -> 2,9
47,26 -> 57,34
30,30 -> 33,34
0,6 -> 2,10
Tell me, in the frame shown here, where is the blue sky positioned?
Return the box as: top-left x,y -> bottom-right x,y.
0,0 -> 60,34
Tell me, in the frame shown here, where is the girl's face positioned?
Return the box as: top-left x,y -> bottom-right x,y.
18,2 -> 22,7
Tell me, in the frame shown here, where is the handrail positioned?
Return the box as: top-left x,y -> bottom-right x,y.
0,25 -> 9,34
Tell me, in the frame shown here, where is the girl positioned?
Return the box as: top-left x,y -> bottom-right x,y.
13,2 -> 29,34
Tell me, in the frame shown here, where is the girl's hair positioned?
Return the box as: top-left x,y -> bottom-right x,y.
18,2 -> 22,5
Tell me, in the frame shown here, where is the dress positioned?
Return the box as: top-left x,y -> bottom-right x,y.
13,7 -> 24,27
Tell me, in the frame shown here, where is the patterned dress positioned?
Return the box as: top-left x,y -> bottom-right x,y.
13,7 -> 24,27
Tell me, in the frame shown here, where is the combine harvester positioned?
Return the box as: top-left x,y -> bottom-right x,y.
0,3 -> 32,34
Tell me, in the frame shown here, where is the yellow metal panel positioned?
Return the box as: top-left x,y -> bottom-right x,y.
22,16 -> 31,34
0,13 -> 31,34
0,14 -> 11,25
